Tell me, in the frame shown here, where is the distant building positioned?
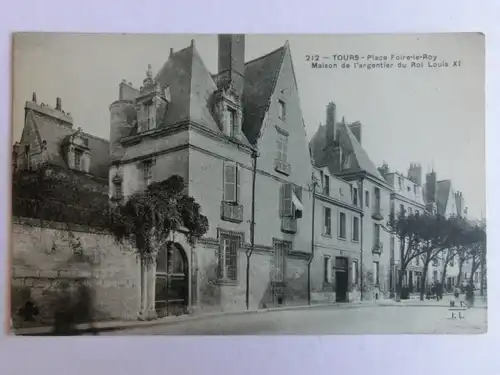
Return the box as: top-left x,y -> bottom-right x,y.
379,163 -> 426,296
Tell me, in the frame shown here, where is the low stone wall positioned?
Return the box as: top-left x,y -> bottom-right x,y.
11,217 -> 140,329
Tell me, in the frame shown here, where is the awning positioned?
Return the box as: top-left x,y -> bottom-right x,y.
292,190 -> 304,211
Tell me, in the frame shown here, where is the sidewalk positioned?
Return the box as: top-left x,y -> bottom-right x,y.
13,295 -> 487,335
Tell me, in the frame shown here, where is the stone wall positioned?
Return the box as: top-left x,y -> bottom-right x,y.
11,217 -> 140,328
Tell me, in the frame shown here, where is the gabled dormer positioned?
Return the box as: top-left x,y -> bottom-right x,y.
212,80 -> 243,139
136,64 -> 170,133
65,128 -> 91,173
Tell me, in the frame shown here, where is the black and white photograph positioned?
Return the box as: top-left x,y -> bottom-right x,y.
10,33 -> 486,335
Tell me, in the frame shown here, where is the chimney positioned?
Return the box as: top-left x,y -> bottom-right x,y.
217,34 -> 245,99
325,102 -> 337,143
170,47 -> 174,57
425,171 -> 437,203
56,97 -> 62,111
349,121 -> 362,144
32,92 -> 37,103
408,163 -> 422,186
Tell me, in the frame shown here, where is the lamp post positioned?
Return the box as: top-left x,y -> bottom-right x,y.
308,173 -> 319,305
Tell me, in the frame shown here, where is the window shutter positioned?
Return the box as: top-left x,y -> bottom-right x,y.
236,166 -> 241,203
224,163 -> 236,201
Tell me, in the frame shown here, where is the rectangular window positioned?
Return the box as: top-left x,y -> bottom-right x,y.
323,207 -> 331,235
339,212 -> 346,239
219,235 -> 239,281
74,149 -> 83,170
432,258 -> 438,266
324,256 -> 332,283
433,270 -> 438,281
353,260 -> 359,284
373,261 -> 380,285
273,241 -> 289,282
352,217 -> 359,241
400,204 -> 405,216
143,160 -> 153,187
278,100 -> 286,120
353,187 -> 358,206
374,187 -> 381,211
276,132 -> 288,163
229,108 -> 237,137
416,256 -> 420,266
223,162 -> 240,202
323,175 -> 330,196
474,273 -> 479,282
365,190 -> 370,207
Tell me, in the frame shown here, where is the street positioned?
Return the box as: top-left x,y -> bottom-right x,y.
104,298 -> 487,335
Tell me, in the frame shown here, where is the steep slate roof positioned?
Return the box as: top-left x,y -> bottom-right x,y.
309,120 -> 386,182
155,45 -> 220,133
24,108 -> 110,179
242,46 -> 286,144
436,179 -> 452,215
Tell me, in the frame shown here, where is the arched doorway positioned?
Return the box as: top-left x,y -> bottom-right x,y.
155,242 -> 189,317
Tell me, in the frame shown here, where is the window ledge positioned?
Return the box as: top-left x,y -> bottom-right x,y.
338,236 -> 347,241
217,279 -> 238,286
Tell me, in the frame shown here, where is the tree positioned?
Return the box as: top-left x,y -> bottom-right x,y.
385,211 -> 423,301
414,214 -> 450,300
107,175 -> 209,263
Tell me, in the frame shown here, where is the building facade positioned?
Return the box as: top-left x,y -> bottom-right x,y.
311,167 -> 363,303
379,164 -> 426,296
309,104 -> 393,300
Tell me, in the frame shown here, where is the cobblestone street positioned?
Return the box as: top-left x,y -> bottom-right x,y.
104,297 -> 487,335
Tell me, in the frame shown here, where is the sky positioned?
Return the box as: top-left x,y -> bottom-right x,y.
12,33 -> 485,219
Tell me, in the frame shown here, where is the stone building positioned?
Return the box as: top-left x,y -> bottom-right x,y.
108,35 -> 314,317
311,166 -> 363,303
309,103 -> 393,300
378,163 -> 426,296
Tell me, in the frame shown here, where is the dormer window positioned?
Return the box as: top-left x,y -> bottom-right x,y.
229,108 -> 238,137
278,100 -> 286,121
139,102 -> 156,132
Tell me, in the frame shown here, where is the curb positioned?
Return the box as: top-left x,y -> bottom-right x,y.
13,300 -> 487,335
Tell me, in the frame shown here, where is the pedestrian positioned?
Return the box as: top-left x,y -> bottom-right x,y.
465,282 -> 475,308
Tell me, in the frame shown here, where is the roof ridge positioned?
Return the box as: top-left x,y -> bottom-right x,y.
245,45 -> 286,67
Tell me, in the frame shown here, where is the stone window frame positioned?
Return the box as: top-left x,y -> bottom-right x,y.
223,161 -> 241,203
272,239 -> 291,283
276,127 -> 289,164
338,211 -> 347,240
323,206 -> 332,236
278,99 -> 286,121
352,216 -> 360,242
217,228 -> 244,285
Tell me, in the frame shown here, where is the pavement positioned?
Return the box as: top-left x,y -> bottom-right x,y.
14,294 -> 487,336
103,295 -> 487,335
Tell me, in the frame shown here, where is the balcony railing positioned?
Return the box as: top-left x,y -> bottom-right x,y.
221,201 -> 244,223
371,204 -> 384,221
281,216 -> 297,234
274,158 -> 291,176
372,241 -> 383,255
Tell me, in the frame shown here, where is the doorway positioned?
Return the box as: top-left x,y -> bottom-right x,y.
155,243 -> 189,317
335,257 -> 349,302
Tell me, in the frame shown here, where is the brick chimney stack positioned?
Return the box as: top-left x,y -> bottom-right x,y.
326,102 -> 337,143
56,97 -> 62,111
218,34 -> 245,99
32,92 -> 37,103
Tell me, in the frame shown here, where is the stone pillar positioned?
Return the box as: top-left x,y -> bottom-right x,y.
146,260 -> 157,319
139,260 -> 148,320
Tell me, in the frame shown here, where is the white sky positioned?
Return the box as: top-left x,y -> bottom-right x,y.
12,33 -> 485,219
